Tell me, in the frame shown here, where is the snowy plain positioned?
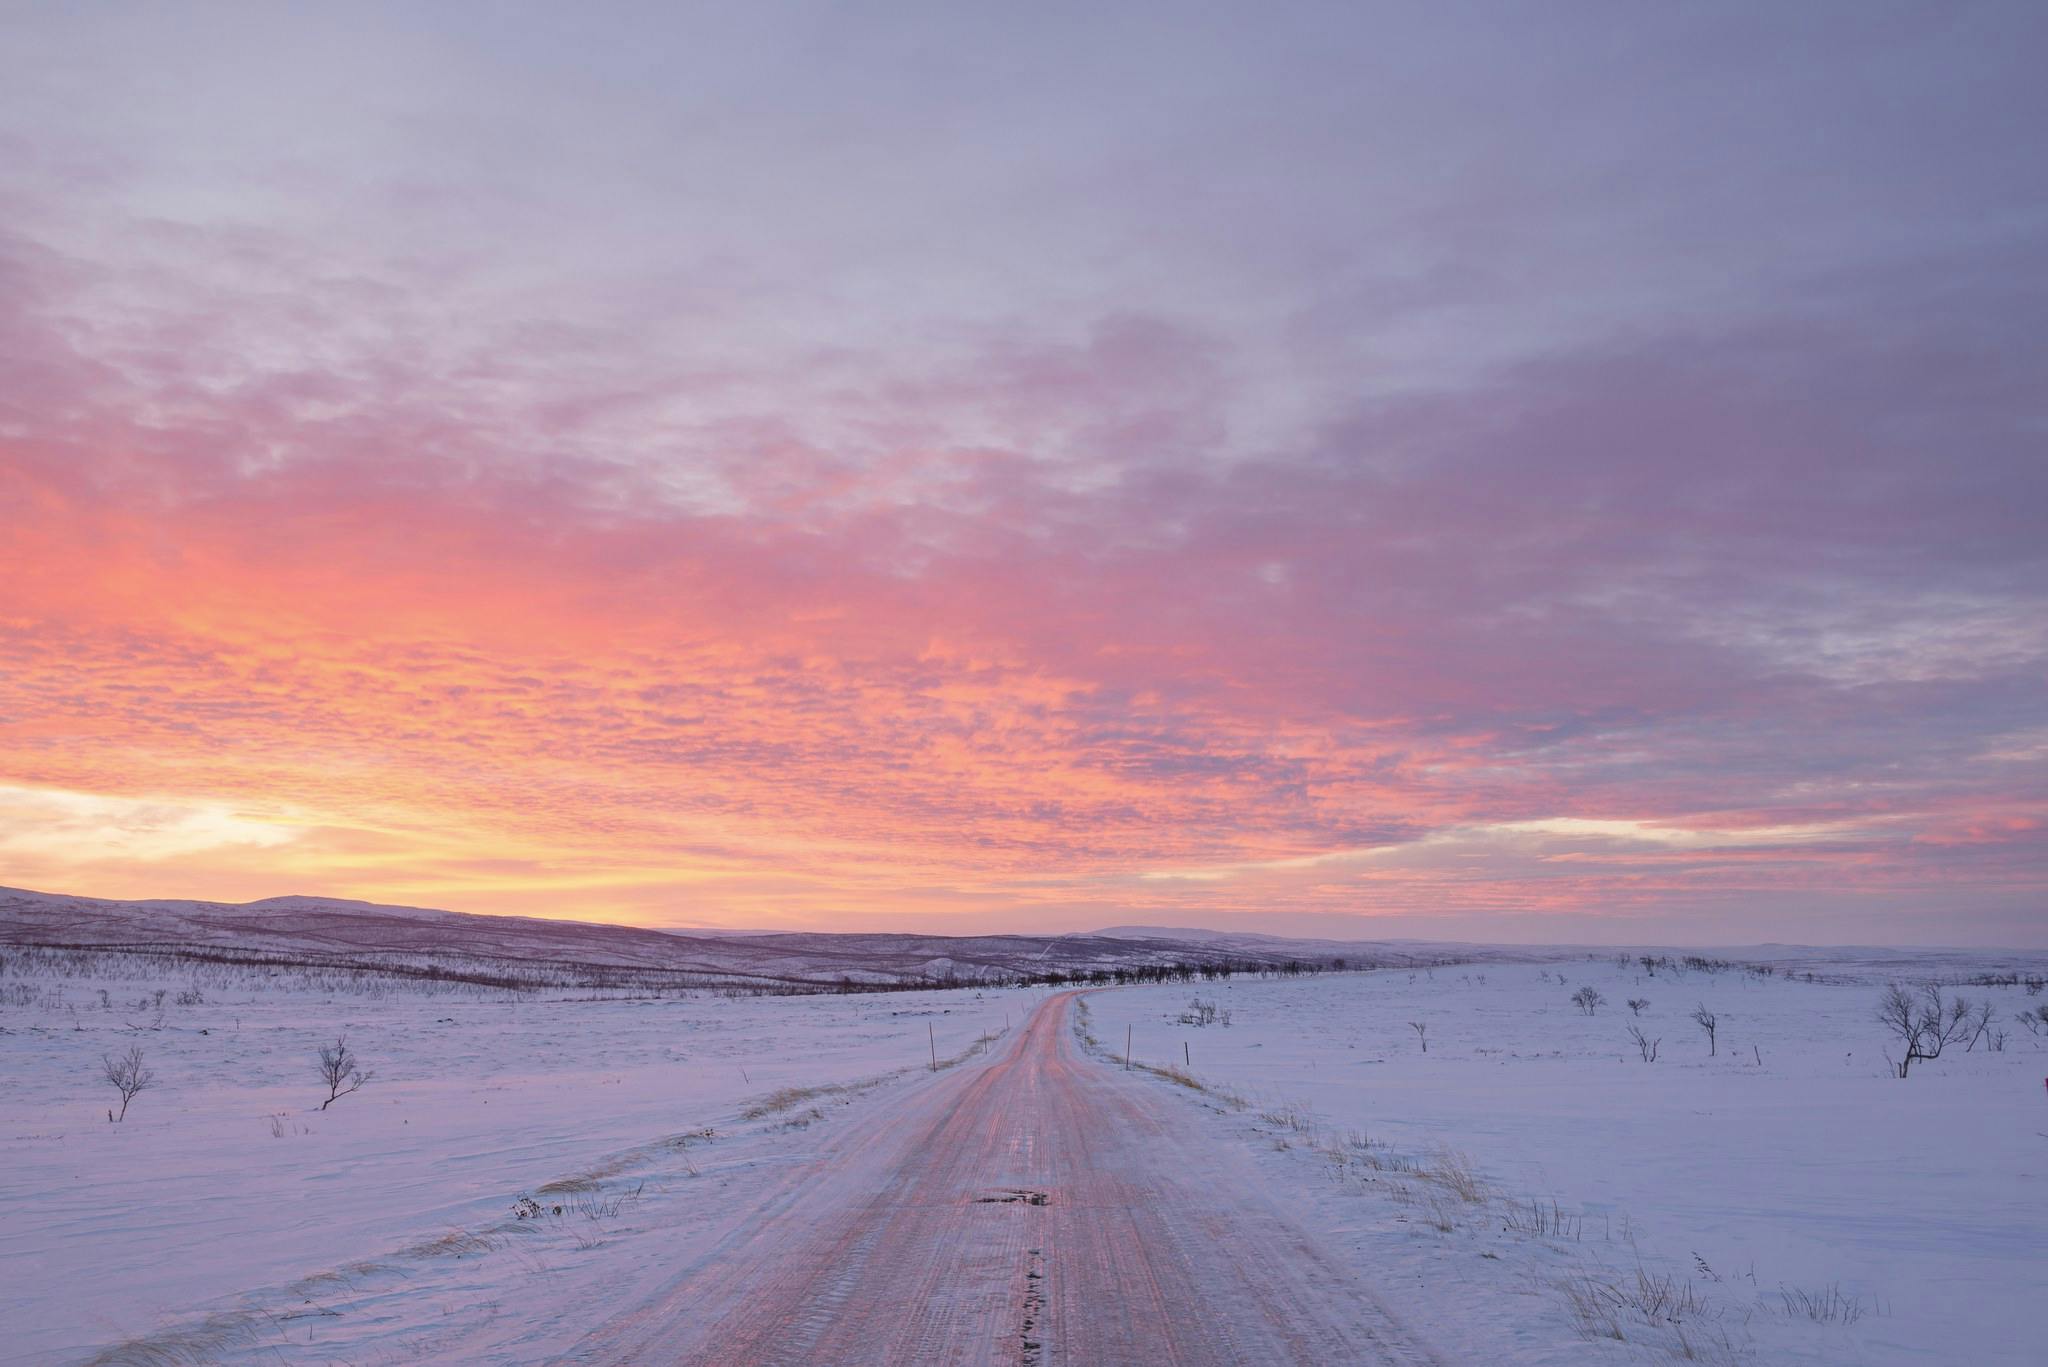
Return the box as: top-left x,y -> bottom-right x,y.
5,944 -> 2045,1364
0,955 -> 1038,1364
1086,955 -> 2048,1366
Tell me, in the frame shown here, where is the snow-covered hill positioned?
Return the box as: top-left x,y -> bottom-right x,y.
0,885 -> 1461,992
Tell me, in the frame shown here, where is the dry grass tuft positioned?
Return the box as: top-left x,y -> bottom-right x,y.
1778,1283 -> 1866,1324
402,1228 -> 498,1259
741,1082 -> 847,1120
1500,1195 -> 1582,1241
84,1314 -> 273,1367
1418,1147 -> 1487,1203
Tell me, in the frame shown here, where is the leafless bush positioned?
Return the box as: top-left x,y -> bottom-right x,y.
1627,1024 -> 1660,1062
317,1035 -> 373,1109
1876,983 -> 1974,1078
1176,997 -> 1231,1027
1961,999 -> 1995,1052
1571,986 -> 1606,1016
1409,1020 -> 1428,1053
1690,1004 -> 1717,1056
2019,1005 -> 2048,1037
102,1045 -> 154,1122
1626,998 -> 1649,1016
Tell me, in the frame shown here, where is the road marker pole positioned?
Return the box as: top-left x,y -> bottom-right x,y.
930,1021 -> 937,1071
1125,1024 -> 1132,1070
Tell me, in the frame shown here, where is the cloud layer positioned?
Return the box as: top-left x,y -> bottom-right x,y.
2,4 -> 2043,940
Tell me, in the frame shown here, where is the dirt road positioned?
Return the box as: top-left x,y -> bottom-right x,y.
578,991 -> 1445,1365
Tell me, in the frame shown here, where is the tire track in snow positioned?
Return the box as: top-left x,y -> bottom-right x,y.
576,991 -> 1447,1366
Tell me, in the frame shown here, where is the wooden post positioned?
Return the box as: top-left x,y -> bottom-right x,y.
1125,1024 -> 1132,1070
929,1021 -> 938,1071
1184,1040 -> 1190,1068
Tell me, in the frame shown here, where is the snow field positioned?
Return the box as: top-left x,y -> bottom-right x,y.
0,963 -> 1038,1365
1086,957 -> 2047,1366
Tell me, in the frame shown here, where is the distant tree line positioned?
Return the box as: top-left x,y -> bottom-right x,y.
7,940 -> 1434,1002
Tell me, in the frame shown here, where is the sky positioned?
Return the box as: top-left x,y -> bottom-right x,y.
1,3 -> 2044,944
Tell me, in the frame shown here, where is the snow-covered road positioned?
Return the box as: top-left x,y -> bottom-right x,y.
577,991 -> 1445,1366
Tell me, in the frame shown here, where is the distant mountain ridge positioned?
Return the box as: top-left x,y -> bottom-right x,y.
15,887 -> 2023,992
0,884 -> 1468,992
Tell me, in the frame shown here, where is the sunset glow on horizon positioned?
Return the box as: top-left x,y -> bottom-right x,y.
3,5 -> 2044,943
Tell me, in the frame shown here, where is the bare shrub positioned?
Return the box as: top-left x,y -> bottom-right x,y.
1627,1025 -> 1660,1062
1571,986 -> 1606,1016
102,1045 -> 154,1121
1177,997 -> 1231,1027
1626,998 -> 1649,1016
1961,999 -> 1995,1052
316,1035 -> 373,1109
1409,1020 -> 1428,1053
1876,983 -> 1973,1078
1690,1004 -> 1717,1056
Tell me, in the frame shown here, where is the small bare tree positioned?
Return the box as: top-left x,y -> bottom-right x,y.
317,1035 -> 373,1110
1626,1025 -> 1660,1062
1962,999 -> 1995,1052
1876,983 -> 1974,1078
2019,1006 -> 2048,1037
1409,1021 -> 1428,1053
1626,998 -> 1649,1016
1571,986 -> 1605,1016
1690,1004 -> 1717,1056
103,1045 -> 154,1122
